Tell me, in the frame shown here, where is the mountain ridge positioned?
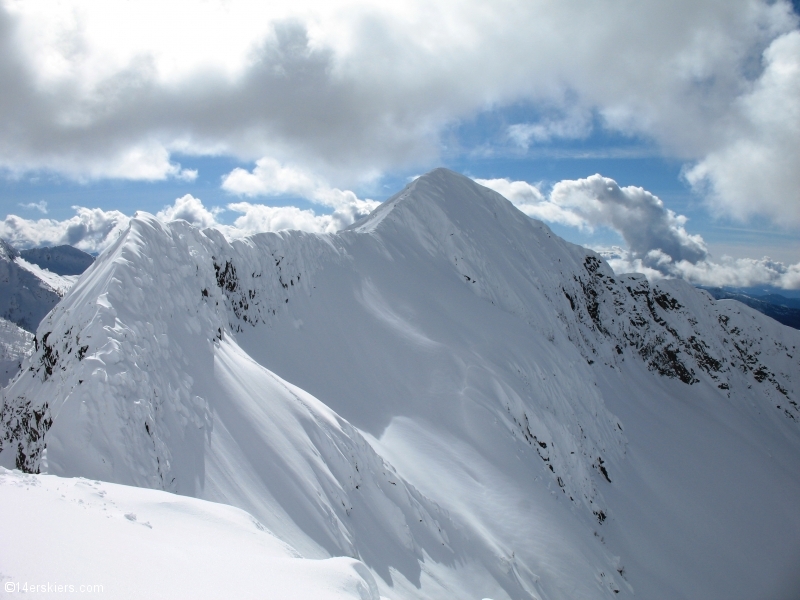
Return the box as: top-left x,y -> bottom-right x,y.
2,169 -> 799,600
19,244 -> 95,276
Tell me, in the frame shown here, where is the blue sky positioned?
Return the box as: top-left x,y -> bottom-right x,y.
1,0 -> 798,288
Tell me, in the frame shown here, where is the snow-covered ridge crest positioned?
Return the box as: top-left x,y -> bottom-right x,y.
352,169 -> 798,412
2,168 -> 800,599
0,213 -> 546,598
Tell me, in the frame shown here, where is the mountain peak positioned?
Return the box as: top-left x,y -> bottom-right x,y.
348,167 -> 530,238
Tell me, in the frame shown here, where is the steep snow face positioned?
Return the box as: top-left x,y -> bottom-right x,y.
0,317 -> 33,386
1,169 -> 799,600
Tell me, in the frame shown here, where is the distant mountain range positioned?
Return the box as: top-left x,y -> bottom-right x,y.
0,240 -> 93,332
19,244 -> 95,276
699,287 -> 800,330
0,242 -> 93,386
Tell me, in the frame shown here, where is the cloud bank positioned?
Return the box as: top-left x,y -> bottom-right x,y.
599,247 -> 800,290
0,0 -> 797,225
478,175 -> 800,290
0,189 -> 376,255
0,207 -> 130,254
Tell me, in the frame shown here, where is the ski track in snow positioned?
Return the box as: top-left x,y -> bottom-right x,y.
1,169 -> 799,600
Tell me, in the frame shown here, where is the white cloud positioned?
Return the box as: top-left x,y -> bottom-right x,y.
599,246 -> 800,289
549,175 -> 708,264
479,174 -> 800,289
0,207 -> 130,254
221,157 -> 381,231
0,185 -> 378,253
685,31 -> 800,226
224,203 -> 331,235
156,194 -> 220,229
222,196 -> 379,236
0,0 -> 797,206
507,109 -> 593,147
86,144 -> 198,182
474,178 -> 585,228
19,201 -> 48,214
221,158 -> 318,198
478,174 -> 708,265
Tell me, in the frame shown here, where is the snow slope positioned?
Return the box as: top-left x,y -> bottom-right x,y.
0,467 -> 380,600
2,169 -> 799,599
0,318 -> 33,387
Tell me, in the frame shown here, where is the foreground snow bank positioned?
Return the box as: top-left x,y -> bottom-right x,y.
0,467 -> 380,600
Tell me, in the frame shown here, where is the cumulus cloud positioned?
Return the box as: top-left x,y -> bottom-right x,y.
549,175 -> 709,264
222,197 -> 378,236
156,194 -> 220,229
685,31 -> 800,226
0,0 -> 798,213
0,207 -> 130,254
478,174 -> 800,289
474,178 -> 585,228
479,174 -> 708,265
221,157 -> 380,231
224,203 -> 344,235
221,158 -> 318,199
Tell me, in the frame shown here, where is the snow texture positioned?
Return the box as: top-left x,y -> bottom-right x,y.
2,169 -> 799,600
0,467 -> 381,600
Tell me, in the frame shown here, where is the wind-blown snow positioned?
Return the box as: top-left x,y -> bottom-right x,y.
2,169 -> 799,600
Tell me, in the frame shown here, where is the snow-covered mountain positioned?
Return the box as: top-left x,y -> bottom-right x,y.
19,244 -> 95,277
0,240 -> 78,332
700,287 -> 800,330
2,169 -> 799,600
